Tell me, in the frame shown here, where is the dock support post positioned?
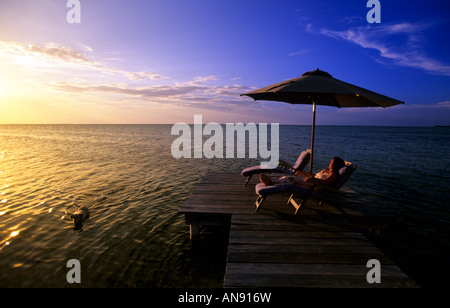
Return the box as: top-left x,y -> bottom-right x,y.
190,224 -> 200,240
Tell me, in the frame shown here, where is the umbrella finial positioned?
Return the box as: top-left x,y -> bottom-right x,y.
302,68 -> 332,78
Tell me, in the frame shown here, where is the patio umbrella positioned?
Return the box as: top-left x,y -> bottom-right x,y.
240,68 -> 404,172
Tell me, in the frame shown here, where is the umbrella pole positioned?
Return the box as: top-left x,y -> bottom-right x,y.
310,101 -> 316,173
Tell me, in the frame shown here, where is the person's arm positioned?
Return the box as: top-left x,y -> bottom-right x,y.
294,170 -> 314,177
305,170 -> 337,185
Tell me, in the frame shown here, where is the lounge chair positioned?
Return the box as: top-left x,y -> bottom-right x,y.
241,149 -> 311,186
254,160 -> 356,215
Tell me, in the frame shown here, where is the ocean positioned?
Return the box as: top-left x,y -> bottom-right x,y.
0,124 -> 449,288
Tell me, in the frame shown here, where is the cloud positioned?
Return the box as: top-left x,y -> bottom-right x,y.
1,40 -> 258,115
49,82 -> 205,100
48,79 -> 253,109
123,71 -> 168,80
437,101 -> 450,108
0,40 -> 255,112
28,43 -> 94,64
0,40 -> 169,81
408,101 -> 450,109
191,76 -> 217,84
288,49 -> 310,56
315,22 -> 450,76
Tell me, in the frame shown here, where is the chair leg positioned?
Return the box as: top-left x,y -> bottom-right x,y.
288,195 -> 302,215
287,194 -> 293,205
244,174 -> 253,186
288,194 -> 311,215
255,195 -> 266,212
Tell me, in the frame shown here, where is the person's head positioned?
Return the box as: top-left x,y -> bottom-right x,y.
329,157 -> 345,172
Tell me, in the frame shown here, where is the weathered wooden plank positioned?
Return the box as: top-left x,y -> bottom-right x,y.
182,197 -> 256,205
230,229 -> 367,240
227,252 -> 394,264
180,202 -> 253,209
228,236 -> 372,246
180,207 -> 254,215
227,244 -> 383,255
230,223 -> 353,232
225,262 -> 410,277
231,213 -> 354,227
224,273 -> 418,288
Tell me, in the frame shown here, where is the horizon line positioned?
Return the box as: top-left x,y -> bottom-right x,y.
0,123 -> 444,127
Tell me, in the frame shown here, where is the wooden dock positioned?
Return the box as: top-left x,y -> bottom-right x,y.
179,172 -> 418,288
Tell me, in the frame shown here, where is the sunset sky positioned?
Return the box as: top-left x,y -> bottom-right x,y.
1,0 -> 449,126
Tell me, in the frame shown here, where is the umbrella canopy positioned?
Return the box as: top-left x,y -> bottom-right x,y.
241,68 -> 404,172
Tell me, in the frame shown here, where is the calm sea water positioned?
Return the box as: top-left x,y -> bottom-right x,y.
0,125 -> 449,287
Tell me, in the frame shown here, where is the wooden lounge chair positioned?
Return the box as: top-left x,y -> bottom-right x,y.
241,149 -> 311,186
254,160 -> 356,215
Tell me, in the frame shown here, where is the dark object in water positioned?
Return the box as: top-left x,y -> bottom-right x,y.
70,206 -> 90,231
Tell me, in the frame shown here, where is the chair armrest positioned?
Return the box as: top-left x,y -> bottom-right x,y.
278,159 -> 294,169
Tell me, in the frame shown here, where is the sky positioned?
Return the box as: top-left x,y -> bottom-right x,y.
0,0 -> 449,126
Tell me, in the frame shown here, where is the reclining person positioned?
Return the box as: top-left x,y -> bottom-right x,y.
260,157 -> 345,190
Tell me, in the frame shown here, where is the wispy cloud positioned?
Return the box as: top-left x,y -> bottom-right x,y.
48,78 -> 252,109
437,100 -> 450,108
309,21 -> 450,76
0,41 -> 169,80
288,49 -> 311,57
410,100 -> 450,109
0,40 -> 255,113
